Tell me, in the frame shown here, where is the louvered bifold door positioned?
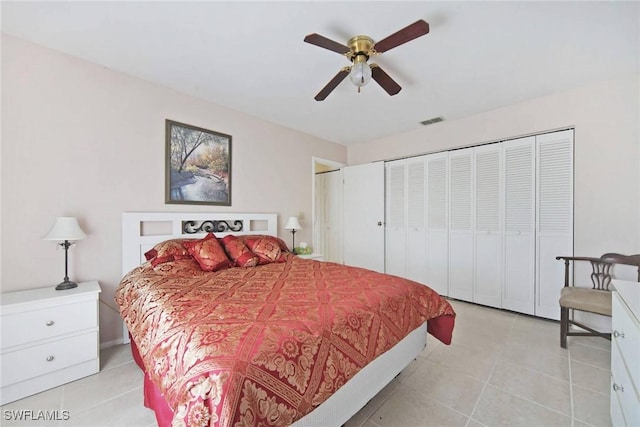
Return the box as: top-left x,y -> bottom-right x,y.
406,157 -> 427,284
385,160 -> 407,277
448,148 -> 474,301
535,129 -> 574,320
502,137 -> 536,315
474,144 -> 503,308
426,152 -> 449,295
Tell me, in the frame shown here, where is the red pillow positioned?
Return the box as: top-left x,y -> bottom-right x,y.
144,239 -> 194,267
220,235 -> 259,267
238,235 -> 290,253
243,236 -> 286,265
182,233 -> 233,272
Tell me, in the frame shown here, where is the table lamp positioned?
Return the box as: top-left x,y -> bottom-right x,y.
43,217 -> 87,290
284,216 -> 302,253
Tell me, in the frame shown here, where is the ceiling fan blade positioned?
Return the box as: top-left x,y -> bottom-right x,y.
371,65 -> 402,96
373,20 -> 430,53
314,68 -> 350,101
304,33 -> 350,55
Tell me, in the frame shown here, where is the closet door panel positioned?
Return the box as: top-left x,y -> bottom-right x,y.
406,158 -> 427,284
502,137 -> 535,315
385,160 -> 406,277
426,153 -> 449,295
448,148 -> 474,301
474,144 -> 503,308
535,130 -> 574,320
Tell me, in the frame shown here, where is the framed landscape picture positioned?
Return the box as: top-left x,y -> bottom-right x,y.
165,119 -> 232,206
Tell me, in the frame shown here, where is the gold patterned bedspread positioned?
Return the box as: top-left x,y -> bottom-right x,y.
115,254 -> 455,427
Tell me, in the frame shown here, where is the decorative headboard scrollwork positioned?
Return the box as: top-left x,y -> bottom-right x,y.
182,220 -> 243,234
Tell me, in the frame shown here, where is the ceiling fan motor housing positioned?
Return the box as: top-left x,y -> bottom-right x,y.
347,35 -> 374,61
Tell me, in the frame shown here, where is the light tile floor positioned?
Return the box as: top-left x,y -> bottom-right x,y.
2,299 -> 612,427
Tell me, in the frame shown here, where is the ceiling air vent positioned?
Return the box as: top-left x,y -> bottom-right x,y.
420,117 -> 444,126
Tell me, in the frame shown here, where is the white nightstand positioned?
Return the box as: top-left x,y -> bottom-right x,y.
610,279 -> 640,426
0,281 -> 101,405
297,253 -> 324,261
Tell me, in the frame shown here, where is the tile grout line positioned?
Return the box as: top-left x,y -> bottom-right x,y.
568,340 -> 576,427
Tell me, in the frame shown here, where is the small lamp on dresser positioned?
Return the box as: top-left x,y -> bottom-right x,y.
284,216 -> 302,253
43,216 -> 87,290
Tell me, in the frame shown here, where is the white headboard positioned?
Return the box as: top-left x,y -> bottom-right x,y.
121,212 -> 278,276
120,212 -> 278,344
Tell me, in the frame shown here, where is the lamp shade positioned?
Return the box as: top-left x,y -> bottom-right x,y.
43,217 -> 87,241
284,216 -> 302,231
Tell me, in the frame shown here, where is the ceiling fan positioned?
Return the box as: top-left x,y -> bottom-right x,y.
304,19 -> 429,101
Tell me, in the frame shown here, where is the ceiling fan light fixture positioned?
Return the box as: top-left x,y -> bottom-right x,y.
349,54 -> 372,89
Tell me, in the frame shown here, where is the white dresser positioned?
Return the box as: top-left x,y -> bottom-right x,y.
0,281 -> 101,405
610,279 -> 640,426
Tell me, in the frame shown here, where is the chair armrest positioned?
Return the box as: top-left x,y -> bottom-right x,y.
555,256 -> 613,264
556,256 -> 615,289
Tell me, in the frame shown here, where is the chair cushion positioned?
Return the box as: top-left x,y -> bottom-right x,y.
559,287 -> 612,316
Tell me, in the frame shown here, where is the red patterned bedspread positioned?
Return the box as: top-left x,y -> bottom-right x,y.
115,254 -> 455,427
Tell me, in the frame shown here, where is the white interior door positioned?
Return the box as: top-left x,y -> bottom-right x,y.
426,153 -> 449,296
448,148 -> 474,301
343,162 -> 385,272
536,129 -> 574,320
474,144 -> 503,308
502,136 -> 536,315
316,170 -> 344,263
406,157 -> 427,284
385,160 -> 406,277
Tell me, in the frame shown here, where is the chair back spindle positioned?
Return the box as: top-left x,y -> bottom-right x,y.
589,260 -> 612,291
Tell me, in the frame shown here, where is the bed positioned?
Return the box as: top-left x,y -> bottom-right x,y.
115,212 -> 455,427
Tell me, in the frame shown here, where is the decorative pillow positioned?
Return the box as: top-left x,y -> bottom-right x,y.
144,239 -> 194,267
238,235 -> 290,253
182,233 -> 233,272
220,235 -> 259,267
243,236 -> 286,265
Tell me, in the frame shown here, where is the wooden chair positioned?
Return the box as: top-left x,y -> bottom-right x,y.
557,253 -> 640,349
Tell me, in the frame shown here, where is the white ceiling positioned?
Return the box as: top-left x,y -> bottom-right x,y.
2,1 -> 638,145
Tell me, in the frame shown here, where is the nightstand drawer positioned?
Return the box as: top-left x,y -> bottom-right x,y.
1,300 -> 97,349
612,340 -> 640,425
612,292 -> 640,388
0,331 -> 98,387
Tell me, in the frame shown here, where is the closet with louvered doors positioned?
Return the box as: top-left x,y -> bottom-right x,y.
382,129 -> 573,320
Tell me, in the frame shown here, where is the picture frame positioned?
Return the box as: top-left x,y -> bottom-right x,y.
165,119 -> 232,206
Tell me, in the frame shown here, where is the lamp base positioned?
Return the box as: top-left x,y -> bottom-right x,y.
55,280 -> 78,291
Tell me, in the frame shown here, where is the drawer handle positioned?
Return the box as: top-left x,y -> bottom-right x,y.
612,383 -> 624,392
46,320 -> 55,326
613,330 -> 625,339
46,355 -> 55,362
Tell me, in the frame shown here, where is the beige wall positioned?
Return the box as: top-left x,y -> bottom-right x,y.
0,35 -> 346,345
348,73 -> 640,258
